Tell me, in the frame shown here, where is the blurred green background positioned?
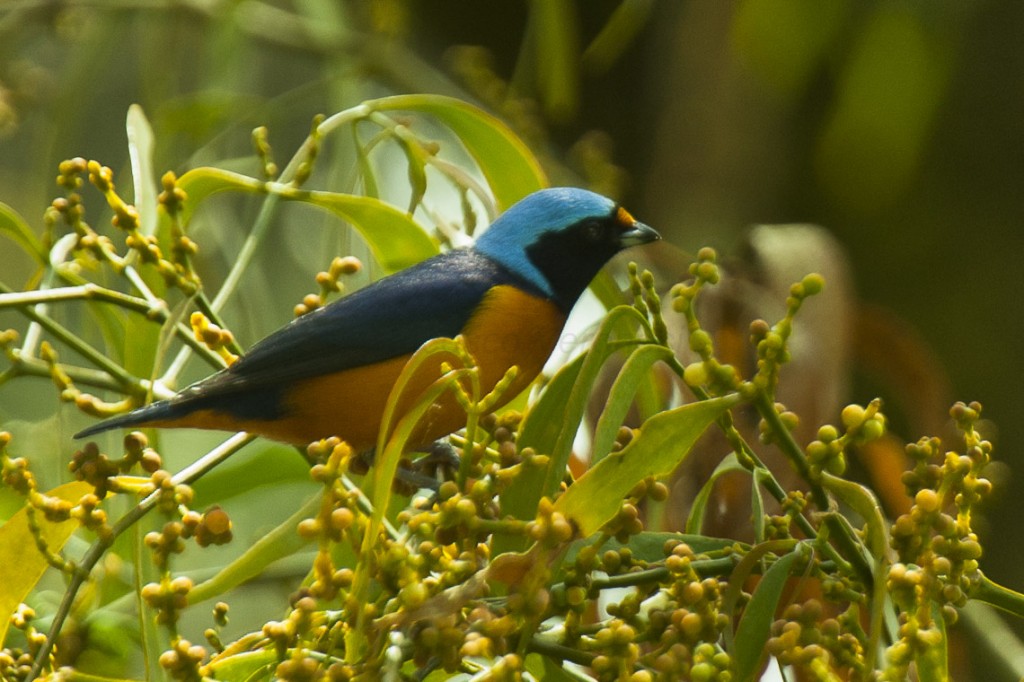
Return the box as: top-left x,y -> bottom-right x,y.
1,0 -> 1021,670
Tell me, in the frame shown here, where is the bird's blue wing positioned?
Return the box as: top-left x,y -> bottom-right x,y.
202,249 -> 532,391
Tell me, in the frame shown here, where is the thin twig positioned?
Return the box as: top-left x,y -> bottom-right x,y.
27,431 -> 258,681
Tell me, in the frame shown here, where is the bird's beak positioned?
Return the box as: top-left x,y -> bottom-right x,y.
620,221 -> 661,248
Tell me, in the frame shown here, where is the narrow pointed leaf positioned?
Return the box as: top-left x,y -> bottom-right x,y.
590,343 -> 674,463
0,202 -> 45,264
733,546 -> 803,682
555,394 -> 739,537
126,104 -> 158,237
175,167 -> 263,227
289,188 -> 437,273
367,95 -> 548,210
685,453 -> 747,535
175,168 -> 437,273
501,306 -> 651,530
0,481 -> 92,646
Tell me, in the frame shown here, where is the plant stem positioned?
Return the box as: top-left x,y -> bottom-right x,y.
27,431 -> 257,682
751,387 -> 874,585
974,574 -> 1024,619
164,104 -> 374,384
0,280 -> 144,390
0,279 -> 224,391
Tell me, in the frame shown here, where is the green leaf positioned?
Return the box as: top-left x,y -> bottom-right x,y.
821,472 -> 893,667
0,481 -> 92,646
732,545 -> 804,682
289,188 -> 437,273
972,574 -> 1024,619
352,124 -> 380,199
499,306 -> 652,535
515,353 -> 585,461
0,201 -> 45,265
554,394 -> 739,538
751,467 -> 769,543
175,167 -> 263,227
367,95 -> 548,211
348,338 -> 473,663
126,104 -> 158,237
685,453 -> 747,535
175,168 -> 438,273
582,0 -> 655,73
590,344 -> 675,463
205,649 -> 277,681
530,0 -> 581,122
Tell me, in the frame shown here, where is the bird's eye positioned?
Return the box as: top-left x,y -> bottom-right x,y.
582,219 -> 605,242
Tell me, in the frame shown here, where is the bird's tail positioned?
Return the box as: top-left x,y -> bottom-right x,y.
74,399 -> 184,439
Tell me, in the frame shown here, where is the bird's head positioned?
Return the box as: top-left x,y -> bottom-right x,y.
474,188 -> 661,311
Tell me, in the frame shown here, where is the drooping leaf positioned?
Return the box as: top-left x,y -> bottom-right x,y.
500,306 -> 652,534
554,394 -> 739,538
367,95 -> 548,211
175,168 -> 438,273
205,648 -> 277,681
289,188 -> 437,273
590,343 -> 675,464
175,167 -> 263,227
0,481 -> 92,646
0,202 -> 45,265
685,452 -> 748,535
732,545 -> 804,682
126,104 -> 158,237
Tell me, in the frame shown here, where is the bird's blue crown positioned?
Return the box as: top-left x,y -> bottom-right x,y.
474,188 -> 617,296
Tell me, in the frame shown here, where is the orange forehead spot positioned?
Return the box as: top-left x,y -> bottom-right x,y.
616,206 -> 636,226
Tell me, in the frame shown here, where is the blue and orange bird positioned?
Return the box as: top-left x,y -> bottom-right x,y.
75,188 -> 660,451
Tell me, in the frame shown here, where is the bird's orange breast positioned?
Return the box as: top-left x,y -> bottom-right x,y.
185,285 -> 566,451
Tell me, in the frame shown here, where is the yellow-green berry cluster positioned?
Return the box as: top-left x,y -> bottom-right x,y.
203,601 -> 230,652
766,600 -> 866,679
626,541 -> 732,680
142,576 -> 194,627
765,490 -> 807,540
158,637 -> 206,681
672,250 -> 748,397
805,400 -> 887,479
252,126 -> 279,179
750,273 -> 824,394
190,312 -> 238,365
881,402 -> 992,678
50,158 -> 202,294
0,604 -> 48,681
301,439 -> 364,601
628,263 -> 669,345
295,256 -> 362,316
